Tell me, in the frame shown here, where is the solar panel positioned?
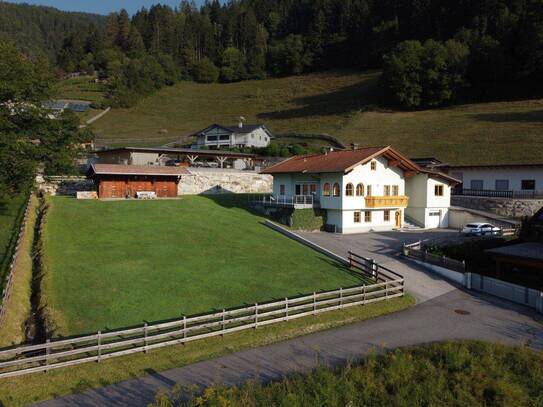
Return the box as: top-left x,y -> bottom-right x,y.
68,103 -> 91,112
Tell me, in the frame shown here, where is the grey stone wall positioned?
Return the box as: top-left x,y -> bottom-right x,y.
452,195 -> 543,218
36,175 -> 94,196
178,169 -> 272,195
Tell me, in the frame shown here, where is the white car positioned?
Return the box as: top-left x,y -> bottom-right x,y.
461,223 -> 501,236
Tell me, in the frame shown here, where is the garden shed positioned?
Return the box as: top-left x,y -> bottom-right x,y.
88,164 -> 189,198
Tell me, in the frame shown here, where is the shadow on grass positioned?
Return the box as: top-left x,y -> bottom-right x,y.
470,109 -> 543,123
257,76 -> 381,121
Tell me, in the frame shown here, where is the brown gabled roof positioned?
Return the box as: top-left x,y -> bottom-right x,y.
89,164 -> 190,177
262,146 -> 421,174
420,169 -> 461,185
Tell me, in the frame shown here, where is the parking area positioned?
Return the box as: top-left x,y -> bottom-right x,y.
297,229 -> 462,303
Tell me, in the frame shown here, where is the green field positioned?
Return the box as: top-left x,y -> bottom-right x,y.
0,193 -> 28,295
43,195 -> 362,336
54,76 -> 106,105
88,70 -> 543,165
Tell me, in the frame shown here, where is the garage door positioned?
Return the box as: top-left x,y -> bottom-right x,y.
427,211 -> 441,229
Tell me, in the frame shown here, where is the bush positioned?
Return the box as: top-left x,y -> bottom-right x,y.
290,209 -> 325,231
151,341 -> 543,406
192,57 -> 219,83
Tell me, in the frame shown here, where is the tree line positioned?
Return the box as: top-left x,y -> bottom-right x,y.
4,0 -> 543,109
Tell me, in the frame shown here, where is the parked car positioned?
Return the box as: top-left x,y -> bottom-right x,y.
461,223 -> 502,236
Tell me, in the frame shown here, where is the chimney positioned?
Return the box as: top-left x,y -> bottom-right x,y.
238,116 -> 245,128
351,143 -> 358,150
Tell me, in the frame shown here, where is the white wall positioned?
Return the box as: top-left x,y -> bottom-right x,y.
340,208 -> 399,233
451,167 -> 543,191
130,152 -> 160,166
244,127 -> 271,148
406,174 -> 451,228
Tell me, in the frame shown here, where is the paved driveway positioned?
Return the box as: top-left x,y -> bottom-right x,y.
298,229 -> 461,303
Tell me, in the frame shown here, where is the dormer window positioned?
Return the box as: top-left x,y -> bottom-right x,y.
370,161 -> 377,171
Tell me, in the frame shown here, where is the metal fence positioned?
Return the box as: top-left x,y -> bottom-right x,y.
403,241 -> 466,273
249,194 -> 318,207
0,253 -> 403,379
453,189 -> 543,199
0,195 -> 32,326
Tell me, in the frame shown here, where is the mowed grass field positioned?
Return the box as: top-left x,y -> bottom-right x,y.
88,70 -> 543,165
43,195 -> 362,336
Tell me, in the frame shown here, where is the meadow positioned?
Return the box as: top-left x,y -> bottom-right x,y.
83,70 -> 543,165
42,195 -> 362,336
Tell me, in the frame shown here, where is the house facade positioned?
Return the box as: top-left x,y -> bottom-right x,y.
447,164 -> 543,195
194,124 -> 272,149
262,146 -> 458,233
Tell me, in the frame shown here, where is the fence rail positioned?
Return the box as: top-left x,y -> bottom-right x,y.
0,195 -> 32,326
249,194 -> 318,207
0,253 -> 403,379
402,241 -> 466,273
453,189 -> 543,199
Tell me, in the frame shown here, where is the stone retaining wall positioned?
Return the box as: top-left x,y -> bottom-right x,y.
36,175 -> 94,196
452,195 -> 543,218
178,169 -> 272,195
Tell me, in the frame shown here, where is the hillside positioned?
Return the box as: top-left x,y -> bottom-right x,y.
0,2 -> 105,60
90,70 -> 543,166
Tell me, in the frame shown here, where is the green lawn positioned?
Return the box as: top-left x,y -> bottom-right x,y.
43,195 -> 362,336
90,69 -> 543,165
0,193 -> 28,296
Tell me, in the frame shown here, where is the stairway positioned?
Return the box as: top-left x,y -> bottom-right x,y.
403,217 -> 424,230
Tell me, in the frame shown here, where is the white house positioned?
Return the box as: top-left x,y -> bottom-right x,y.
262,146 -> 459,233
447,164 -> 543,195
194,123 -> 273,149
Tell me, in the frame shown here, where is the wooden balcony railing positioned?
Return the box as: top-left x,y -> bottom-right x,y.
365,195 -> 409,208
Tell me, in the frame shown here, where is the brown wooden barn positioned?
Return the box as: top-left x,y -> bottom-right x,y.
88,164 -> 190,198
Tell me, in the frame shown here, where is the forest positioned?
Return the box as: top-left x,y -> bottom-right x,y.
2,0 -> 543,108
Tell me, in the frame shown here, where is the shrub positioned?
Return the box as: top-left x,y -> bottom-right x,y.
192,57 -> 219,83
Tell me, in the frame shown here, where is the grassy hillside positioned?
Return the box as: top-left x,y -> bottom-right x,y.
90,70 -> 543,165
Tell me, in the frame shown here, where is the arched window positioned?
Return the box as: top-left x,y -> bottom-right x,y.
345,183 -> 354,196
323,183 -> 330,197
356,183 -> 364,196
333,183 -> 340,197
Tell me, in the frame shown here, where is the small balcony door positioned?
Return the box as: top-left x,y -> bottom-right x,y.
295,183 -> 317,196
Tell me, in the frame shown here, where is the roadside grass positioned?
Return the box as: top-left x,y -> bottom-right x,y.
54,76 -> 106,104
0,193 -> 28,295
91,69 -> 543,165
0,294 -> 414,407
42,195 -> 366,337
0,196 -> 37,347
153,341 -> 543,406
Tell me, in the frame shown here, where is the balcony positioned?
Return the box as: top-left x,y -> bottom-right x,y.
249,195 -> 319,209
365,195 -> 409,208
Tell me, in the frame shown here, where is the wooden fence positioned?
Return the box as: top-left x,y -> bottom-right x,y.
403,241 -> 466,273
0,195 -> 33,326
0,254 -> 403,379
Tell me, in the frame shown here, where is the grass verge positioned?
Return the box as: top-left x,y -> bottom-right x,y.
0,196 -> 37,347
154,341 -> 543,406
0,293 -> 414,406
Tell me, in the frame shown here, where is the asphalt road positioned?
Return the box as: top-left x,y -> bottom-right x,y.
36,230 -> 543,407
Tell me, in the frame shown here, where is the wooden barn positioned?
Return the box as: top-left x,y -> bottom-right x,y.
88,164 -> 190,198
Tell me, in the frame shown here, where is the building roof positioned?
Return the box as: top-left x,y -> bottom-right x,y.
420,168 -> 461,185
89,164 -> 190,177
486,242 -> 543,262
195,123 -> 273,137
94,147 -> 258,159
261,146 -> 421,175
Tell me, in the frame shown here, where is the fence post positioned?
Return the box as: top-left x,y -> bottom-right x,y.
363,285 -> 366,304
339,287 -> 343,308
254,304 -> 258,329
222,309 -> 226,335
183,316 -> 187,345
144,323 -> 148,353
313,292 -> 317,315
465,272 -> 472,290
97,331 -> 102,362
285,298 -> 289,321
385,282 -> 388,299
536,292 -> 543,314
45,339 -> 50,373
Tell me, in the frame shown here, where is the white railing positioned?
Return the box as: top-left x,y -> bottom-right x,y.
250,194 -> 317,207
0,268 -> 403,379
